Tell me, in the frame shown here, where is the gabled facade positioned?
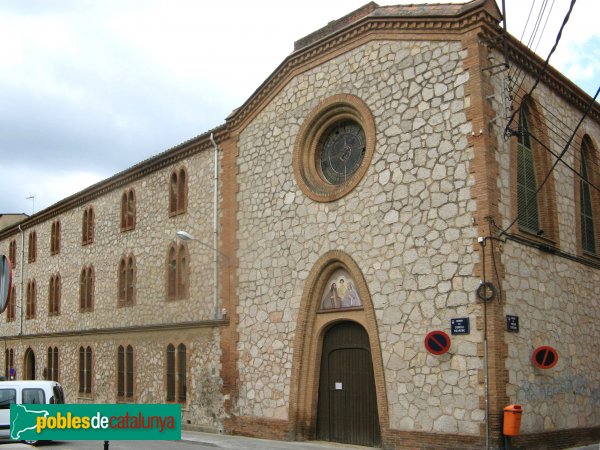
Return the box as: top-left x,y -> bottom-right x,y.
1,1 -> 599,449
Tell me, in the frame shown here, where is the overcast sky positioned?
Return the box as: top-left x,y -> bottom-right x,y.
1,0 -> 598,215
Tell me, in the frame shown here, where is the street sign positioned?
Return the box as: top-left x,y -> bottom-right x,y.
451,318 -> 470,335
506,315 -> 519,332
424,331 -> 451,355
0,255 -> 12,314
532,346 -> 558,369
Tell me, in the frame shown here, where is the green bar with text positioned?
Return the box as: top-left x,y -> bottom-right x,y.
10,404 -> 181,440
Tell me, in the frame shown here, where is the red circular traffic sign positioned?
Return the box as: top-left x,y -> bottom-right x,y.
532,346 -> 558,369
424,331 -> 451,355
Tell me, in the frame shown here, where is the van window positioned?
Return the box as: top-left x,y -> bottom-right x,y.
22,388 -> 45,404
0,389 -> 16,409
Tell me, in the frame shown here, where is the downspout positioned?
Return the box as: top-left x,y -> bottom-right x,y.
17,225 -> 24,336
209,133 -> 221,320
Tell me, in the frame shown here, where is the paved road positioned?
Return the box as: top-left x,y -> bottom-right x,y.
0,433 -> 597,450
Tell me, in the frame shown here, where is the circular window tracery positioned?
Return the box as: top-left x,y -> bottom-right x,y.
293,94 -> 376,202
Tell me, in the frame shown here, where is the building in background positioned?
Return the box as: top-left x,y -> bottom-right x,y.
1,1 -> 599,448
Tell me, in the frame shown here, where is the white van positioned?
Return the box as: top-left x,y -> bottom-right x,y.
0,380 -> 65,445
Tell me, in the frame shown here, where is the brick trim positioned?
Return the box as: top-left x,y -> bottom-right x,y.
507,91 -> 560,246
288,250 -> 389,442
292,94 -> 376,203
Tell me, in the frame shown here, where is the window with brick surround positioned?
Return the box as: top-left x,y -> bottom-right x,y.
79,346 -> 93,395
169,167 -> 187,216
8,240 -> 16,268
120,189 -> 136,231
80,266 -> 94,312
6,285 -> 16,322
118,255 -> 136,306
117,345 -> 134,401
166,243 -> 189,300
578,135 -> 600,256
82,207 -> 94,245
166,343 -> 186,403
26,279 -> 36,319
4,349 -> 14,379
48,274 -> 61,316
50,220 -> 61,255
512,99 -> 558,242
28,231 -> 37,263
47,347 -> 59,382
517,110 -> 539,233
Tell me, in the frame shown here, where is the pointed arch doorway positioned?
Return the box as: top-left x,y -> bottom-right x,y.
24,348 -> 36,380
289,251 -> 388,447
317,321 -> 381,447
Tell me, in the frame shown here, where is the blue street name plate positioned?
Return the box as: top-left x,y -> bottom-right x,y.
506,315 -> 519,332
451,318 -> 470,335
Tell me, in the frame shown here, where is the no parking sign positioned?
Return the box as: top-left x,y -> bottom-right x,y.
424,331 -> 451,355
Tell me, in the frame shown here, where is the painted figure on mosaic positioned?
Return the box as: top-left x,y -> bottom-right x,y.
319,269 -> 362,310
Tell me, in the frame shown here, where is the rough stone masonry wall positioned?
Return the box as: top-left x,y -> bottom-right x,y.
236,39 -> 484,434
490,51 -> 600,432
0,149 -> 224,429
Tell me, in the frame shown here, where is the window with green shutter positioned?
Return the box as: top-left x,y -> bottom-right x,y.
580,139 -> 596,254
517,110 -> 540,233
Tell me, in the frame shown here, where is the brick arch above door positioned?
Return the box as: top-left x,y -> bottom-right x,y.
288,250 -> 389,441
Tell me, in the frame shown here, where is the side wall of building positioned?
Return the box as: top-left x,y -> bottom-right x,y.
0,147 -> 225,430
489,48 -> 600,434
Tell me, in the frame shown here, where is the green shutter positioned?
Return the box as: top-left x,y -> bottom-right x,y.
517,112 -> 540,233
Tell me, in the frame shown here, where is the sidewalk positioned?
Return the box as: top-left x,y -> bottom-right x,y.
181,430 -> 371,450
182,431 -> 599,450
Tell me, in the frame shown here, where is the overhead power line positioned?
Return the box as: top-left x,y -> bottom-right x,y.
504,0 -> 577,138
499,84 -> 600,236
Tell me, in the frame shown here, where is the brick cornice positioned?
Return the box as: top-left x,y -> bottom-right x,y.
225,2 -> 502,133
505,35 -> 600,121
0,126 -> 229,238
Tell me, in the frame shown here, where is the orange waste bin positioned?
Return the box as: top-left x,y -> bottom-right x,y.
503,404 -> 523,436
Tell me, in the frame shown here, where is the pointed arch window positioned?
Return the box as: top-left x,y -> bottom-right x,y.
121,189 -> 136,231
47,347 -> 59,382
6,285 -> 16,322
117,345 -> 134,400
169,167 -> 188,216
512,100 -> 559,241
26,279 -> 36,319
80,266 -> 94,312
79,346 -> 93,395
166,343 -> 186,403
9,240 -> 17,268
517,110 -> 540,233
48,274 -> 61,316
28,231 -> 37,263
50,220 -> 61,255
166,243 -> 189,300
579,136 -> 600,255
4,349 -> 14,379
118,255 -> 136,306
82,207 -> 94,245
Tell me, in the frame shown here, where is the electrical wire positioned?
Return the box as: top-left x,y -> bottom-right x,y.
499,84 -> 600,236
533,0 -> 556,53
505,0 -> 577,136
509,89 -> 600,175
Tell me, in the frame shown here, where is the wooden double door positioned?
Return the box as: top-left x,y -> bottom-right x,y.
317,321 -> 381,447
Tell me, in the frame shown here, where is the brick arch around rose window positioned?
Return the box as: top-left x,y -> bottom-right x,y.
288,250 -> 388,441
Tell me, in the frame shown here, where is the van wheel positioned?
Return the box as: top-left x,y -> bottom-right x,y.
23,440 -> 39,446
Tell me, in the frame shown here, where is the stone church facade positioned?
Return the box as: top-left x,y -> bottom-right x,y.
1,1 -> 599,449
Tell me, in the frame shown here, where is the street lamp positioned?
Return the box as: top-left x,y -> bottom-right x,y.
175,231 -> 230,320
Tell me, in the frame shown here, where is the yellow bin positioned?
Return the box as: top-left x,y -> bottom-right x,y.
503,404 -> 523,436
